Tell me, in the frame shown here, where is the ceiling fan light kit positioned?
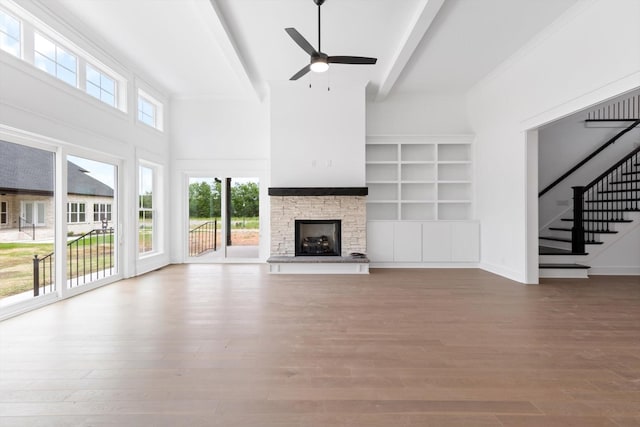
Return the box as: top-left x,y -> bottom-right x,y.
286,0 -> 377,81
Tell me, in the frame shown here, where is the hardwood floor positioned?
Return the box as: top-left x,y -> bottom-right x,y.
1,265 -> 639,426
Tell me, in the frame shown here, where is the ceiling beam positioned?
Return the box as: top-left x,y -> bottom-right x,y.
194,0 -> 262,100
375,0 -> 445,101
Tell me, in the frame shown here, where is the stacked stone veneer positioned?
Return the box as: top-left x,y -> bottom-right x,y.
270,196 -> 367,257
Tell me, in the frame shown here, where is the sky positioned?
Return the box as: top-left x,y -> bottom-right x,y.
68,155 -> 115,189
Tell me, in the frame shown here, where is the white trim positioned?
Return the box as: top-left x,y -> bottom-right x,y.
589,267 -> 640,276
479,261 -> 528,284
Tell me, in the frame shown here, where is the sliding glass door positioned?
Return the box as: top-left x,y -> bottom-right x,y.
187,176 -> 259,261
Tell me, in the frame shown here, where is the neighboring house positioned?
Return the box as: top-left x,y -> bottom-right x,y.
0,140 -> 114,237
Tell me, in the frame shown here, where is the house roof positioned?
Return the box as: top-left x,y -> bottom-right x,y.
0,140 -> 114,197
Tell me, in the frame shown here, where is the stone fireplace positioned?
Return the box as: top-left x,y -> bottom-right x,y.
268,187 -> 367,260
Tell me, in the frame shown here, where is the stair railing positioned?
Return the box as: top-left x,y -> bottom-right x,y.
189,220 -> 217,257
571,145 -> 640,253
539,118 -> 640,197
33,227 -> 115,295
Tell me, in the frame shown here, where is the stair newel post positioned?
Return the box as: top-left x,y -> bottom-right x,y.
572,186 -> 586,253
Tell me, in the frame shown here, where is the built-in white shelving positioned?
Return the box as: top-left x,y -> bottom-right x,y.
366,136 -> 473,221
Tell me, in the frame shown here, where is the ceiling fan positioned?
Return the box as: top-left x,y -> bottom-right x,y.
285,0 -> 377,81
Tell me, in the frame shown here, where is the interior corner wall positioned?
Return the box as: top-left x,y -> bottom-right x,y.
467,0 -> 640,283
269,81 -> 366,187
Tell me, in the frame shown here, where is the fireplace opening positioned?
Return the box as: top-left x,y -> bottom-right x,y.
295,220 -> 341,256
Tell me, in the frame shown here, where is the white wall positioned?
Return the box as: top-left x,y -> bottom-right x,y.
467,0 -> 640,283
170,97 -> 269,160
590,223 -> 640,275
270,81 -> 366,187
367,91 -> 472,135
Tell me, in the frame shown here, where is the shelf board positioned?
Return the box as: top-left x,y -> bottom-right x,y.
401,200 -> 436,204
437,180 -> 472,184
437,161 -> 472,164
400,161 -> 436,165
366,161 -> 398,165
438,200 -> 472,204
367,200 -> 399,204
400,180 -> 436,184
366,181 -> 399,184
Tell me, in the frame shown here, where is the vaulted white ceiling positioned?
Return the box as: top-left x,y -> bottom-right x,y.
49,0 -> 579,101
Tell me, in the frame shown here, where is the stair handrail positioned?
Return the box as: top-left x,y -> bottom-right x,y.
539,118 -> 640,197
570,144 -> 640,254
582,144 -> 640,192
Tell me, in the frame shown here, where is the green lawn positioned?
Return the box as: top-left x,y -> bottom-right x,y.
0,242 -> 54,298
1,234 -> 115,299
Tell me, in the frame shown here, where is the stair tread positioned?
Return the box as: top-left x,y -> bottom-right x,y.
539,246 -> 588,255
583,208 -> 640,212
586,198 -> 640,202
539,236 -> 603,245
598,190 -> 640,193
548,227 -> 618,234
539,263 -> 591,269
562,218 -> 633,222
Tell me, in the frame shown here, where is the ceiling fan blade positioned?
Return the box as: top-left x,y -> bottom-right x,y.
328,56 -> 377,65
285,28 -> 318,57
290,64 -> 311,81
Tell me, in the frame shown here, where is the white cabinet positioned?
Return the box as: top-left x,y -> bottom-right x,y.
394,222 -> 422,262
367,222 -> 394,262
366,136 -> 473,221
368,221 -> 480,264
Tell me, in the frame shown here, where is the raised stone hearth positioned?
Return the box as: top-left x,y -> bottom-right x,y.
268,187 -> 368,274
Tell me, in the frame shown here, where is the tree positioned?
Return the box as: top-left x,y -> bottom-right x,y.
231,181 -> 259,218
189,181 -> 221,218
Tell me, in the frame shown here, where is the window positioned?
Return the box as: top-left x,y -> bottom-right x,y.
34,33 -> 77,87
0,8 -> 20,57
137,95 -> 156,128
67,202 -> 86,223
0,201 -> 7,224
86,64 -> 116,107
138,165 -> 154,254
93,203 -> 112,222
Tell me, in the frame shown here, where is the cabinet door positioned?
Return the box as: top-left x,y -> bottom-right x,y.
393,222 -> 422,262
422,222 -> 452,262
367,222 -> 395,262
451,222 -> 479,262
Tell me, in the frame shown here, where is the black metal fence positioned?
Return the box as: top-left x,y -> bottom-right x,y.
33,228 -> 115,296
189,220 -> 217,257
19,216 -> 35,240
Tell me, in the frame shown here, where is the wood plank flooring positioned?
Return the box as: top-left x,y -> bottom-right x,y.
1,265 -> 639,426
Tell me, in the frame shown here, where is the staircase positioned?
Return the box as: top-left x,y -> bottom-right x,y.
538,110 -> 640,278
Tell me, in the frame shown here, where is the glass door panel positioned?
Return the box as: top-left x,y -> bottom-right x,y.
187,176 -> 259,261
67,155 -> 117,288
0,140 -> 55,307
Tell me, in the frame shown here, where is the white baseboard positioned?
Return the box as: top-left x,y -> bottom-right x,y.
588,266 -> 640,275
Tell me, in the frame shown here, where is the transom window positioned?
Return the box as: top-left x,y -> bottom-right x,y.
86,65 -> 116,107
93,203 -> 112,222
137,95 -> 156,128
67,202 -> 86,224
0,8 -> 20,57
34,33 -> 77,87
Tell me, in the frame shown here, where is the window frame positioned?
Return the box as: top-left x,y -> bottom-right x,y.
0,7 -> 21,57
93,203 -> 112,222
86,63 -> 116,107
138,164 -> 155,255
34,31 -> 78,87
66,201 -> 86,224
0,201 -> 7,224
136,89 -> 164,131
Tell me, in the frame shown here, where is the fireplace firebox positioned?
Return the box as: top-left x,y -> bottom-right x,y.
295,220 -> 341,256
